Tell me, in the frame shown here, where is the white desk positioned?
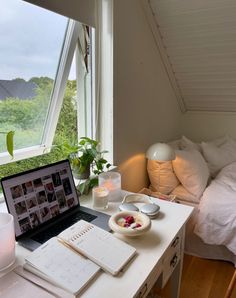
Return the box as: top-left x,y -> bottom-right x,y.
0,194 -> 193,298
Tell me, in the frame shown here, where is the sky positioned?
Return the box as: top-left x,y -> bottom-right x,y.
0,0 -> 76,81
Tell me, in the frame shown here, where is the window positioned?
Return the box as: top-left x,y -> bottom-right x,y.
0,0 -> 92,165
0,1 -> 93,191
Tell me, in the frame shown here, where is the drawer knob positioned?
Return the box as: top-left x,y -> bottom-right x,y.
171,236 -> 179,248
138,283 -> 147,297
170,254 -> 178,268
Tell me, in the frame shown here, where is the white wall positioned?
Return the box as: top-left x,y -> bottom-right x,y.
113,0 -> 182,192
181,112 -> 236,142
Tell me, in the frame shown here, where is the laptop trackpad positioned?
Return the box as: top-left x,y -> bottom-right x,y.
18,238 -> 41,251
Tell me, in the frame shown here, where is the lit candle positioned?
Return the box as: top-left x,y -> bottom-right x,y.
92,186 -> 109,210
0,213 -> 15,271
98,172 -> 121,202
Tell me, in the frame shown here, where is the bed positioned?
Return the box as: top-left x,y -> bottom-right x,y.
147,135 -> 236,267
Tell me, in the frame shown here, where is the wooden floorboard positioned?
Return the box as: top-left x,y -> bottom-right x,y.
180,257 -> 217,298
151,254 -> 236,298
180,255 -> 235,298
208,260 -> 235,298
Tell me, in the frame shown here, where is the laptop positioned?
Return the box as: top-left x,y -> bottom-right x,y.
1,159 -> 110,251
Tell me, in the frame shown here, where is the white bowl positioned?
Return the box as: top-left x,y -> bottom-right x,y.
108,211 -> 151,237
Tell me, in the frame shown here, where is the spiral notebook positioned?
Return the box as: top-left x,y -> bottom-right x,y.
24,220 -> 136,295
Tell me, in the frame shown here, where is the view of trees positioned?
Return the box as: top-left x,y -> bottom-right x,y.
0,77 -> 78,181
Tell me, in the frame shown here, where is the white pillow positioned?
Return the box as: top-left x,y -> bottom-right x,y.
201,139 -> 236,177
172,149 -> 209,198
180,136 -> 201,152
171,184 -> 200,204
168,139 -> 181,150
147,160 -> 179,195
208,135 -> 229,147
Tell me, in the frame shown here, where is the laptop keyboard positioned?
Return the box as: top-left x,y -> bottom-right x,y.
31,211 -> 96,244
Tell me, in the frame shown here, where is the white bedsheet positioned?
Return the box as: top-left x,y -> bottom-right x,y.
194,162 -> 236,255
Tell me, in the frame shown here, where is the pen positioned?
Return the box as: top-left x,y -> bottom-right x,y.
57,237 -> 88,260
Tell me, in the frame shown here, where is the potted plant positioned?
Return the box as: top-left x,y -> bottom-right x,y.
55,137 -> 111,194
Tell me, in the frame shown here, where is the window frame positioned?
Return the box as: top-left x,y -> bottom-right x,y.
76,25 -> 94,139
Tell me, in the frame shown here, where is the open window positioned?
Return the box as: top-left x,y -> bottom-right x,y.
0,1 -> 92,165
0,1 -> 94,191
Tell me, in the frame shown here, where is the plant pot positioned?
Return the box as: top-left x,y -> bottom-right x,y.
72,164 -> 90,180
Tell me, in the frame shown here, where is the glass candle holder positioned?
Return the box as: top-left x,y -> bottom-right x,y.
92,186 -> 109,210
98,172 -> 121,202
0,213 -> 15,271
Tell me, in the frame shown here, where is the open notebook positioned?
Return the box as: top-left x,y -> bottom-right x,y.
24,220 -> 136,295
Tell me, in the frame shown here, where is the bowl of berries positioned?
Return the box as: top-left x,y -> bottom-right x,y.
108,211 -> 151,237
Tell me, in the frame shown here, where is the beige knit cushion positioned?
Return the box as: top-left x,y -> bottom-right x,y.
147,160 -> 180,194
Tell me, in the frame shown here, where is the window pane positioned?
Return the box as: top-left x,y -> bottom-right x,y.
0,56 -> 78,188
53,53 -> 78,150
0,0 -> 67,153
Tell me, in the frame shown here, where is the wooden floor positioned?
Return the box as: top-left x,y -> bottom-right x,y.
154,254 -> 236,298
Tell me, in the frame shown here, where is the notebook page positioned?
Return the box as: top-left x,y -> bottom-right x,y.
58,220 -> 136,275
25,237 -> 100,295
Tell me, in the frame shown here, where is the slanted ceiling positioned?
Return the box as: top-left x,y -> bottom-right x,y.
145,0 -> 236,112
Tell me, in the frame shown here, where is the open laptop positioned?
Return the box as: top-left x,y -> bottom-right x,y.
1,159 -> 110,251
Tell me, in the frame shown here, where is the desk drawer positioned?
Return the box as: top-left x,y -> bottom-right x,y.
162,232 -> 182,287
134,266 -> 162,298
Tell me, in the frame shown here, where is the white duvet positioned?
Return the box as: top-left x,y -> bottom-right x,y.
194,162 -> 236,255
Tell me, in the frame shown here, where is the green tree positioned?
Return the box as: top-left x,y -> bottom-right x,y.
0,78 -> 77,183
29,76 -> 53,89
12,78 -> 26,82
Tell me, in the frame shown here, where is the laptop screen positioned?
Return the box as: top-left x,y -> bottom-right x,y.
1,160 -> 79,238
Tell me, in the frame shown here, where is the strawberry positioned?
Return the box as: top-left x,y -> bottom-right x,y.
125,216 -> 135,225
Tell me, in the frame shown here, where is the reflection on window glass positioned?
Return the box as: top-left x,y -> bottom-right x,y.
0,0 -> 67,152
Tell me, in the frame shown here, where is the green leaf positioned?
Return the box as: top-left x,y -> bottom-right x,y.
99,158 -> 107,164
78,179 -> 91,195
79,139 -> 86,145
78,182 -> 86,195
90,148 -> 97,158
6,131 -> 14,157
80,137 -> 89,141
89,177 -> 98,188
100,150 -> 108,154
